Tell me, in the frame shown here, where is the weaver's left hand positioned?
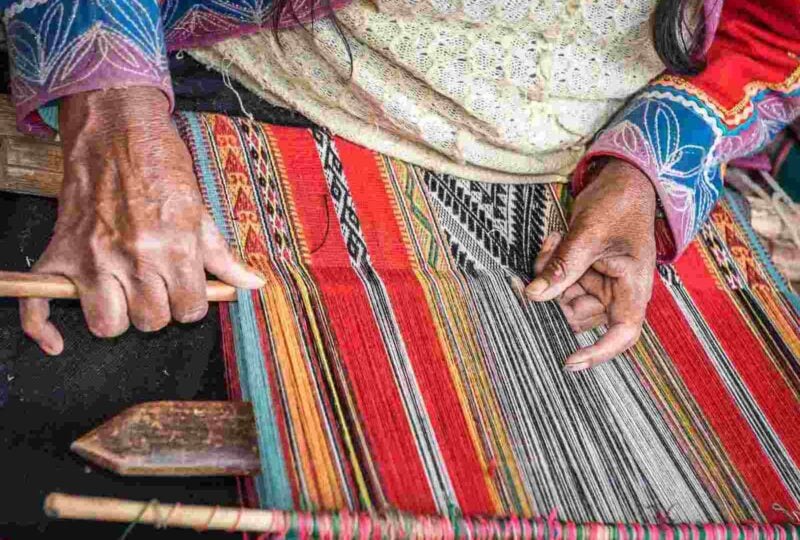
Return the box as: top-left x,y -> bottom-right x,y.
525,159 -> 657,371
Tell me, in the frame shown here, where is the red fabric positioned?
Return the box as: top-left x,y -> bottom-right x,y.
679,0 -> 800,119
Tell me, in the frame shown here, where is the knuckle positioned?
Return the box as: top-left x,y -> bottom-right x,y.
546,256 -> 570,279
122,235 -> 162,261
86,234 -> 110,262
20,318 -> 40,338
129,262 -> 162,285
168,239 -> 197,260
601,256 -> 629,277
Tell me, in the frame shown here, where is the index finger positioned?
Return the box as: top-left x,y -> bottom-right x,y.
564,322 -> 641,371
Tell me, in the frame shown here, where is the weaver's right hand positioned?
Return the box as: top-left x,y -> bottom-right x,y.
20,87 -> 264,355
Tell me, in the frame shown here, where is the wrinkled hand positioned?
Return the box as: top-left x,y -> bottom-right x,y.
525,160 -> 657,371
21,87 -> 264,355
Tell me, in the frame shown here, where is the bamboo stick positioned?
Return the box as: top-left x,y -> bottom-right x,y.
43,493 -> 482,537
44,493 -> 286,534
0,271 -> 237,302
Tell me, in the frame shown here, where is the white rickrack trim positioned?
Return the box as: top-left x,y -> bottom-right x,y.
4,0 -> 51,24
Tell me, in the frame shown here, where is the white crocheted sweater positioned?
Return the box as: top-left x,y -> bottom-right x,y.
192,0 -> 667,183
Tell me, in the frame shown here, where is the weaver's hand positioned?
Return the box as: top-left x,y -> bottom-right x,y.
525,159 -> 657,371
20,87 -> 264,355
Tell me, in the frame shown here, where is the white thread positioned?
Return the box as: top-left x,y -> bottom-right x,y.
221,60 -> 255,123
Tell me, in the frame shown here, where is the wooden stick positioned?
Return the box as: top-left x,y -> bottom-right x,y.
44,493 -> 471,537
44,492 -> 575,537
45,493 -> 289,534
0,271 -> 237,302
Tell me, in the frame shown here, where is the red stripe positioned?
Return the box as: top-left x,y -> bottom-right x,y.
647,264 -> 795,519
269,126 -> 436,513
675,245 -> 800,512
334,137 -> 496,514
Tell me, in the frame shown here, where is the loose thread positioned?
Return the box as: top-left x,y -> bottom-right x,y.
309,194 -> 331,255
226,506 -> 246,532
220,57 -> 255,123
116,499 -> 158,540
157,502 -> 181,529
195,505 -> 220,532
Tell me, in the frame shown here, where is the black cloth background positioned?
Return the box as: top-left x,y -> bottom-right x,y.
0,53 -> 310,538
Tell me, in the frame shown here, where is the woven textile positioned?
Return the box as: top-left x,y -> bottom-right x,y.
175,111 -> 800,538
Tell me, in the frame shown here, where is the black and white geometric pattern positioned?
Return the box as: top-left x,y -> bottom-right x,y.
312,128 -> 370,265
420,170 -> 551,280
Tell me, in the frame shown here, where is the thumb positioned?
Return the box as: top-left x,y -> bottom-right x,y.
525,228 -> 599,302
201,213 -> 265,290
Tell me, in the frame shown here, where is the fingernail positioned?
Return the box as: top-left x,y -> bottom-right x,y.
543,232 -> 561,251
246,266 -> 267,286
509,275 -> 526,303
565,362 -> 588,372
525,278 -> 549,299
43,343 -> 62,356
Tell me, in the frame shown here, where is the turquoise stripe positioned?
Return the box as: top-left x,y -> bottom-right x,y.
724,190 -> 800,314
231,289 -> 294,509
180,112 -> 294,509
179,112 -> 231,243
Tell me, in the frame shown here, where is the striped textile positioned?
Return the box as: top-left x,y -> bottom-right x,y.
175,111 -> 800,538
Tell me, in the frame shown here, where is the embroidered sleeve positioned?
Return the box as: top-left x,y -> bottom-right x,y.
572,0 -> 800,262
2,0 -> 173,136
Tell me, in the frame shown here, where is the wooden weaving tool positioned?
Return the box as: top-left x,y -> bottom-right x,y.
0,270 -> 237,302
70,402 -> 261,476
0,271 -> 261,476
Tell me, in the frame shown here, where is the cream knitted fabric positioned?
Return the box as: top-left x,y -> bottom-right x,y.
191,0 -> 665,183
